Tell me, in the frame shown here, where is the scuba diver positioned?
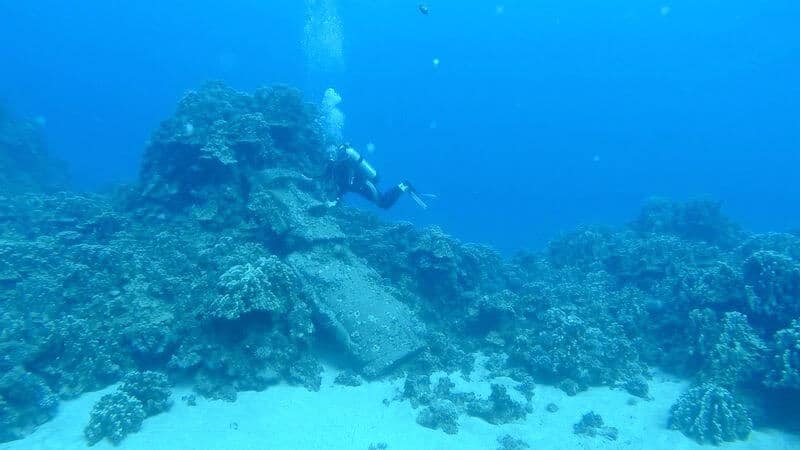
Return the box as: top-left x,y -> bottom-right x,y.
326,143 -> 429,210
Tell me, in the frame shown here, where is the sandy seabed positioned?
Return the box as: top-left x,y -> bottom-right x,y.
3,365 -> 798,450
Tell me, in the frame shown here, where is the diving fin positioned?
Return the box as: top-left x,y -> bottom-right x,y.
407,188 -> 429,210
398,181 -> 430,209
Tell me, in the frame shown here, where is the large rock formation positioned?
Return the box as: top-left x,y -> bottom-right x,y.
136,81 -> 424,375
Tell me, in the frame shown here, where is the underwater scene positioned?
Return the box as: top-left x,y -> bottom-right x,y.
1,1 -> 799,449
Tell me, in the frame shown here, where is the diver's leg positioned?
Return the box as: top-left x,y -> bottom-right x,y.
354,180 -> 382,205
377,183 -> 406,209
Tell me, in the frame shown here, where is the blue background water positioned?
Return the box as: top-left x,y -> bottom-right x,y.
1,1 -> 798,253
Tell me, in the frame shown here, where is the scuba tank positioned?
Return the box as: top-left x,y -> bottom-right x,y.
342,145 -> 379,181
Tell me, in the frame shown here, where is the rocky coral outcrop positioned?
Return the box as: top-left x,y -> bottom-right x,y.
668,383 -> 752,445
465,384 -> 529,425
138,82 -> 326,218
766,319 -> 800,389
0,368 -> 58,442
208,256 -> 302,320
701,312 -> 766,387
416,399 -> 459,435
84,392 -> 146,446
633,198 -> 742,248
0,106 -> 67,193
119,371 -> 172,416
742,250 -> 800,327
508,273 -> 648,387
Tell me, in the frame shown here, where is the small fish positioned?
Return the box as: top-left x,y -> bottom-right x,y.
418,4 -> 429,15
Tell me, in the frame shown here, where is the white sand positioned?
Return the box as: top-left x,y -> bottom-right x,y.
3,367 -> 798,450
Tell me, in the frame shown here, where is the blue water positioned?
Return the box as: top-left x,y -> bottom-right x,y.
1,0 -> 798,252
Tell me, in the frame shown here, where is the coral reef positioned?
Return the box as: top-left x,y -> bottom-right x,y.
137,81 -> 325,218
119,371 -> 172,416
633,198 -> 741,247
766,319 -> 800,389
84,392 -> 146,446
508,273 -> 648,387
701,312 -> 766,387
208,256 -> 301,320
0,368 -> 58,442
668,383 -> 752,445
3,81 -> 800,444
742,250 -> 800,327
82,371 -> 171,445
546,226 -> 615,270
34,316 -> 126,398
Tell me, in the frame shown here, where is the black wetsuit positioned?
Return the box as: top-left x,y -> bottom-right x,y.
330,152 -> 405,209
